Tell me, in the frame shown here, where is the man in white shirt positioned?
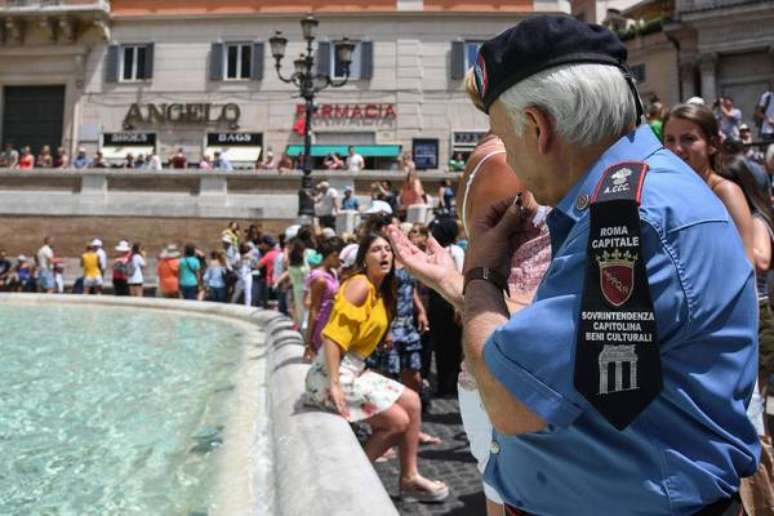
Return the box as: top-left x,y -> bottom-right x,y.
92,238 -> 107,273
756,89 -> 774,142
346,146 -> 365,172
314,181 -> 339,229
36,236 -> 55,293
716,96 -> 742,141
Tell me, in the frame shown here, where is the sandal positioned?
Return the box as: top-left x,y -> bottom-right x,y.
399,478 -> 449,503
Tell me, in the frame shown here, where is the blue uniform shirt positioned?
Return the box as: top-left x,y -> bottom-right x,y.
483,125 -> 760,515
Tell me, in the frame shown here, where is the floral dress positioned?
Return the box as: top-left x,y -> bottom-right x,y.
304,275 -> 405,422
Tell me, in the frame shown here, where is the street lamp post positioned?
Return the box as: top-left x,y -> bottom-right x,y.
270,14 -> 355,219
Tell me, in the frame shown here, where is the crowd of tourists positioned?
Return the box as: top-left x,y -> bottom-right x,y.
0,142 -> 470,174
5,14 -> 774,513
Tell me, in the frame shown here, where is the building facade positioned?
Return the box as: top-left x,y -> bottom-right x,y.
667,0 -> 774,126
0,0 -> 570,170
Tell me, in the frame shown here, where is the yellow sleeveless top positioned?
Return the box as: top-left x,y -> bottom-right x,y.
321,274 -> 389,358
81,252 -> 101,279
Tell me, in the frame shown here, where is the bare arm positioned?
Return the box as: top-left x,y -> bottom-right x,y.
304,277 -> 326,346
412,284 -> 429,332
715,180 -> 756,265
752,216 -> 772,275
322,337 -> 349,417
463,280 -> 547,435
462,198 -> 547,436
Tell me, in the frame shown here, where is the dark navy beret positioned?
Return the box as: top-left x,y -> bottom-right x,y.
475,15 -> 630,113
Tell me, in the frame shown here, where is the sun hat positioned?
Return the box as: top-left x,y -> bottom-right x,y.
686,96 -> 705,105
740,123 -> 750,131
114,240 -> 131,252
160,244 -> 181,259
365,199 -> 393,215
339,243 -> 359,269
17,254 -> 27,262
91,238 -> 103,247
317,181 -> 330,190
321,227 -> 337,240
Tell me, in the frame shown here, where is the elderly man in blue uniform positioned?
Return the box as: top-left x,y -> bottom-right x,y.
460,16 -> 760,515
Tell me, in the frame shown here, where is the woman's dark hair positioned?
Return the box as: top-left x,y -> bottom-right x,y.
430,215 -> 459,247
288,238 -> 306,267
131,243 -> 141,255
663,103 -> 721,170
352,232 -> 397,320
360,212 -> 391,236
297,225 -> 316,251
318,237 -> 344,261
720,155 -> 774,236
184,244 -> 196,257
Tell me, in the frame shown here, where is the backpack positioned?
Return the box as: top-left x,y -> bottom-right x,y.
112,256 -> 135,277
224,267 -> 238,287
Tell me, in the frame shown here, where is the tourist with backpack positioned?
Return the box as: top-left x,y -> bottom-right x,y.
111,240 -> 132,296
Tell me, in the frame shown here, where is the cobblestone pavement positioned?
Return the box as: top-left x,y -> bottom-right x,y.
372,396 -> 487,516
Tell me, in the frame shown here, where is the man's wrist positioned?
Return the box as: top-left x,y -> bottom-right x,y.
464,267 -> 510,296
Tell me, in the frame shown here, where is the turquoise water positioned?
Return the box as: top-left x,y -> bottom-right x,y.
0,304 -> 252,516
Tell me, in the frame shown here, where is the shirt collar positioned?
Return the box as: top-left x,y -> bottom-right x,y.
553,125 -> 662,224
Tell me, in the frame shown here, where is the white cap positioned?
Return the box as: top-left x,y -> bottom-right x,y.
114,240 -> 131,252
90,238 -> 102,247
321,227 -> 336,240
339,244 -> 359,269
365,200 -> 393,215
284,224 -> 301,241
686,96 -> 705,105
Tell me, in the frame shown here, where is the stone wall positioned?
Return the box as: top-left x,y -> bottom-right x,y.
0,215 -> 288,258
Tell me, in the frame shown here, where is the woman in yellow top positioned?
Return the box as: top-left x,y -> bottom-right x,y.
304,232 -> 449,503
81,241 -> 103,295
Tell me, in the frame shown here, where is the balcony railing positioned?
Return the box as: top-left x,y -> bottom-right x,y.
676,0 -> 768,14
0,0 -> 109,12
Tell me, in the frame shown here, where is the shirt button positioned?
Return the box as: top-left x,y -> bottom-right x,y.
489,440 -> 501,455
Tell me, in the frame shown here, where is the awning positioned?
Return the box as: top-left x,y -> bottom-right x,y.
285,144 -> 402,158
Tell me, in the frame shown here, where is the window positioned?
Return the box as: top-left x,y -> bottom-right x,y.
465,41 -> 483,69
224,43 -> 252,80
630,64 -> 646,83
331,41 -> 362,80
121,45 -> 148,81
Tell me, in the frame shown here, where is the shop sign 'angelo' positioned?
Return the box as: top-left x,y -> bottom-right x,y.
123,103 -> 241,130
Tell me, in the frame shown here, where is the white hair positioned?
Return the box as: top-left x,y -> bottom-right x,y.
498,63 -> 639,147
